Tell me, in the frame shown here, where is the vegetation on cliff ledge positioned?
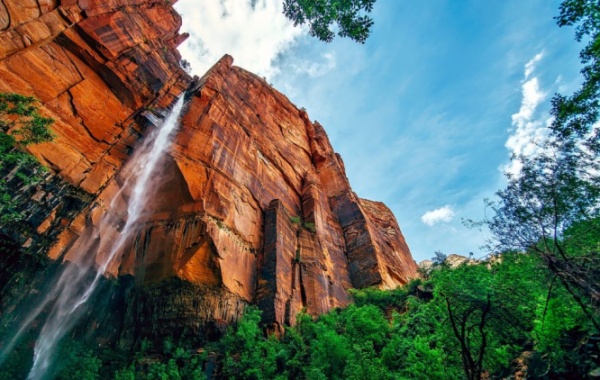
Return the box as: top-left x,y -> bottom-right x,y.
0,93 -> 54,225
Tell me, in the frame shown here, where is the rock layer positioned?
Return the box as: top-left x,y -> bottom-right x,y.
0,0 -> 418,343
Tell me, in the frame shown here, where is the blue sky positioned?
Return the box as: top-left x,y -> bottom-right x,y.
175,0 -> 584,263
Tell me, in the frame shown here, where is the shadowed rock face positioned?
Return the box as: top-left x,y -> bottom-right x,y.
0,0 -> 418,344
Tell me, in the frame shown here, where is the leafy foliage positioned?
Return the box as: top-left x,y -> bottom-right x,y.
486,0 -> 600,332
54,343 -> 102,380
432,255 -> 539,380
107,338 -> 206,380
0,93 -> 54,145
203,253 -> 592,379
0,93 -> 54,225
3,252 -> 593,379
283,0 -> 376,43
221,307 -> 282,379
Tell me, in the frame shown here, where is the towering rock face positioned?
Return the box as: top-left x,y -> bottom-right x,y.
0,0 -> 418,343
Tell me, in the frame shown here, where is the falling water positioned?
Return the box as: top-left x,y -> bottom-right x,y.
2,96 -> 185,380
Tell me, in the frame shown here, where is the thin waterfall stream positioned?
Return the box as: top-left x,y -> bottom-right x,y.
2,96 -> 185,380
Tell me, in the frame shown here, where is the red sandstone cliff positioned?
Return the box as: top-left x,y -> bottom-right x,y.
0,0 -> 418,339
0,0 -> 190,195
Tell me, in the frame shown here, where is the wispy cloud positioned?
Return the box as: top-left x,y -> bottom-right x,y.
421,205 -> 455,226
174,0 -> 305,78
524,51 -> 544,78
504,51 -> 551,176
290,52 -> 337,77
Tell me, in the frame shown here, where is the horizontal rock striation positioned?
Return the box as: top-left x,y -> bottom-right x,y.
0,0 -> 418,346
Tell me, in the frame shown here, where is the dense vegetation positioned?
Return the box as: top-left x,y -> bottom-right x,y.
1,249 -> 594,379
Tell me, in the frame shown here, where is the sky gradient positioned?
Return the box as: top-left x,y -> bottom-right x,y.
174,0 -> 584,263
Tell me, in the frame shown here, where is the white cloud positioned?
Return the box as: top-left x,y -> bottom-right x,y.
174,0 -> 305,78
421,205 -> 455,226
510,77 -> 546,127
503,52 -> 550,176
524,51 -> 544,78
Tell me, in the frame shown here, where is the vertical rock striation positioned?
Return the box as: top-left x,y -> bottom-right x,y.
0,0 -> 418,346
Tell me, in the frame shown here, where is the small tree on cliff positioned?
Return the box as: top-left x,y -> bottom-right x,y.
283,0 -> 377,43
0,92 -> 54,223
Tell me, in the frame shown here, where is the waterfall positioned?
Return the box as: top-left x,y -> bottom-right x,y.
2,96 -> 185,380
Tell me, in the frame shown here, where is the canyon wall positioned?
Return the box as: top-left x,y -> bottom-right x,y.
0,0 -> 418,344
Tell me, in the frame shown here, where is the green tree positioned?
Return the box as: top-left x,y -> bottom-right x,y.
54,343 -> 101,380
283,0 -> 376,43
533,283 -> 590,374
431,258 -> 537,380
486,0 -> 600,331
382,296 -> 458,379
221,307 -> 284,379
109,338 -> 206,380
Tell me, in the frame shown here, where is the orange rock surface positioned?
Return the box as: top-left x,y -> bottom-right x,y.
1,0 -> 418,336
0,0 -> 189,194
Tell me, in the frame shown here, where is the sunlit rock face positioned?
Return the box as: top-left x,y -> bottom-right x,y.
118,55 -> 418,332
0,0 -> 418,343
0,0 -> 189,189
